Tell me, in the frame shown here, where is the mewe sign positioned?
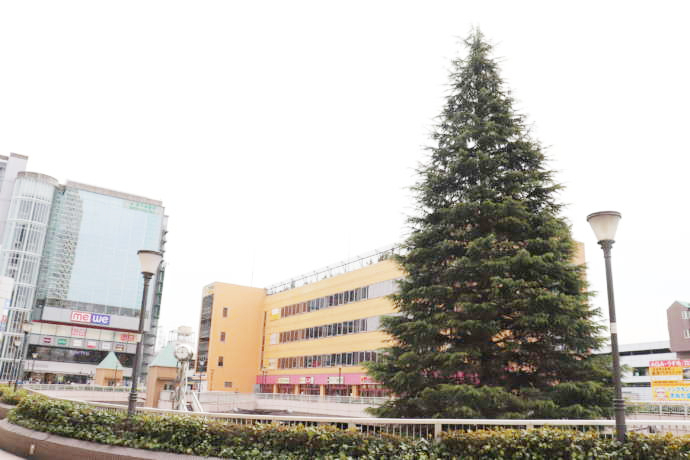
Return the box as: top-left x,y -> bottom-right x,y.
70,310 -> 111,326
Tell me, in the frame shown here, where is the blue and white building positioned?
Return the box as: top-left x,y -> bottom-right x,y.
0,154 -> 167,383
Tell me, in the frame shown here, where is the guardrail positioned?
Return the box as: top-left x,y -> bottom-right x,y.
627,400 -> 690,418
24,389 -> 690,440
22,384 -> 142,393
255,392 -> 389,405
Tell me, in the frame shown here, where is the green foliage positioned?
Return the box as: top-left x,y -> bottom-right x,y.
8,395 -> 434,459
438,428 -> 690,460
8,396 -> 690,459
367,29 -> 612,419
0,385 -> 28,405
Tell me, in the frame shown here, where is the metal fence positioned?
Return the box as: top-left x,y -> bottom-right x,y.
23,384 -> 138,392
627,401 -> 690,418
23,388 -> 690,441
255,392 -> 389,405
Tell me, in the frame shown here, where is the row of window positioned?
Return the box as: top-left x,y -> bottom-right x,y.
278,318 -> 370,343
28,345 -> 134,367
277,350 -> 381,369
280,286 -> 370,318
682,311 -> 690,320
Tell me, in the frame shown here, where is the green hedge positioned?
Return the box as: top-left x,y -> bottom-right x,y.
0,385 -> 27,405
8,394 -> 690,459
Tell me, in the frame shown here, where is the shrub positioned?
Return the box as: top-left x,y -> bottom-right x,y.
9,395 -> 434,459
0,385 -> 28,405
8,396 -> 690,459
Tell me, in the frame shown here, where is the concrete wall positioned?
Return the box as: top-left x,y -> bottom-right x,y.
205,284 -> 266,393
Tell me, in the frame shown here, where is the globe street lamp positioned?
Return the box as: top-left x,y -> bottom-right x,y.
14,320 -> 32,390
127,250 -> 163,417
587,210 -> 625,442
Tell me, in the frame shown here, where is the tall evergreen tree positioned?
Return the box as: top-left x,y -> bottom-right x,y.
368,30 -> 612,419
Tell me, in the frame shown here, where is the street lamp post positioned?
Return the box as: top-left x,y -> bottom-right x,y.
587,210 -> 625,442
14,321 -> 32,391
127,250 -> 163,417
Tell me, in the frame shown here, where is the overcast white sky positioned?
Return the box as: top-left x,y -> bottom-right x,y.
1,1 -> 688,345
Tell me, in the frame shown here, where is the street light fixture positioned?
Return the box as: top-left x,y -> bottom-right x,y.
127,250 -> 163,417
14,320 -> 32,390
587,210 -> 625,442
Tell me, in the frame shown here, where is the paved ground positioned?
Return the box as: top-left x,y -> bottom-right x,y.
0,449 -> 23,459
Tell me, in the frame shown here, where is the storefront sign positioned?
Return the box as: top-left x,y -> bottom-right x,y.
101,342 -> 112,350
72,338 -> 84,347
114,343 -> 125,352
650,360 -> 690,401
299,376 -> 314,384
41,336 -> 53,344
118,333 -> 135,343
360,376 -> 376,384
71,327 -> 87,337
327,376 -> 344,384
277,377 -> 290,384
86,340 -> 98,349
70,310 -> 111,326
56,338 -> 68,346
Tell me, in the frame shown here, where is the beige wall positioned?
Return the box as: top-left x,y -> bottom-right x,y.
205,283 -> 266,393
94,368 -> 122,386
145,366 -> 177,408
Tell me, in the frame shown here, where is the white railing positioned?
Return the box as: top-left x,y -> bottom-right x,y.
627,400 -> 690,418
255,392 -> 389,405
23,389 -> 690,440
266,245 -> 399,294
22,384 -> 140,393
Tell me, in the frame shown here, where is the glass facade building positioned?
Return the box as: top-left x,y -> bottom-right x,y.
0,161 -> 167,383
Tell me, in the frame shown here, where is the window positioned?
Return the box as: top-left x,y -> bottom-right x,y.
220,332 -> 226,342
224,381 -> 232,388
223,307 -> 228,318
218,356 -> 224,367
684,330 -> 690,339
683,311 -> 690,320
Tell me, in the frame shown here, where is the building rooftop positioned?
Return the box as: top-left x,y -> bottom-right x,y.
149,342 -> 178,368
596,340 -> 671,355
96,351 -> 124,370
265,245 -> 399,295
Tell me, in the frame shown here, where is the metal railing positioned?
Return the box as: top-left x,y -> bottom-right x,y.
266,245 -> 399,294
627,400 -> 690,418
23,388 -> 690,440
255,392 -> 389,405
22,384 -> 142,393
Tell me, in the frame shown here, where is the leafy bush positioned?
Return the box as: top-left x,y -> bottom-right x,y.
9,395 -> 434,459
8,395 -> 690,459
438,428 -> 690,460
0,385 -> 28,405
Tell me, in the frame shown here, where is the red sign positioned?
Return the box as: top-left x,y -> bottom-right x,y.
651,360 -> 690,367
71,327 -> 86,337
86,341 -> 98,349
114,343 -> 125,352
42,336 -> 52,344
118,333 -> 135,342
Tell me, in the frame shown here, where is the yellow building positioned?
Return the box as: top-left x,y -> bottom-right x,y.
197,249 -> 402,396
197,243 -> 584,396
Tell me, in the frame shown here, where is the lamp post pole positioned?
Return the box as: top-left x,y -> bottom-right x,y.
127,250 -> 162,417
587,211 -> 625,442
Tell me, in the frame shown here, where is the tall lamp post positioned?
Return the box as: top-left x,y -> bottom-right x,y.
587,210 -> 625,442
127,250 -> 163,417
14,321 -> 32,390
